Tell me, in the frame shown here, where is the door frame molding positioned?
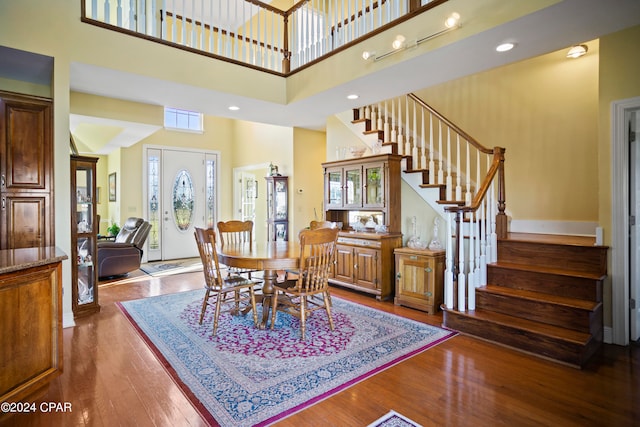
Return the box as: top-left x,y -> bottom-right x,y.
611,96 -> 640,346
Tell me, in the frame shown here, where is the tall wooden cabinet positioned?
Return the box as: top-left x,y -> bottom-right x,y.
70,155 -> 100,317
322,154 -> 403,300
0,91 -> 54,249
265,175 -> 288,241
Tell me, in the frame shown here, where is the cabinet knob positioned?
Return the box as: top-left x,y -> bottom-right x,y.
1,174 -> 4,187
425,267 -> 432,273
396,272 -> 401,279
424,291 -> 433,297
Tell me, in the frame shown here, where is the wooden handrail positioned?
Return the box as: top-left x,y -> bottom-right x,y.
409,93 -> 493,155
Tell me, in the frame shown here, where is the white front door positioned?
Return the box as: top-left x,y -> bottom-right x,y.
161,149 -> 206,260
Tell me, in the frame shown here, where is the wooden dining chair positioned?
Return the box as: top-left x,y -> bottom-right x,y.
270,227 -> 339,340
217,220 -> 260,279
194,227 -> 259,336
309,220 -> 337,230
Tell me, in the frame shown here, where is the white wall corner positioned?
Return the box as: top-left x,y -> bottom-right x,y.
63,311 -> 76,328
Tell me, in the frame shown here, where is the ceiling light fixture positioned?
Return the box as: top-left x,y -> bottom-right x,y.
228,105 -> 240,111
496,42 -> 515,52
347,94 -> 359,100
566,44 -> 588,59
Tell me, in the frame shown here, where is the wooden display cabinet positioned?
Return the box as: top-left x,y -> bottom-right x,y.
70,155 -> 100,317
322,154 -> 403,299
322,154 -> 402,233
394,247 -> 445,314
265,175 -> 288,241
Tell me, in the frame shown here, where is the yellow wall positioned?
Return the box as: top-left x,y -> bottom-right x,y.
413,41 -> 600,224
292,127 -> 327,234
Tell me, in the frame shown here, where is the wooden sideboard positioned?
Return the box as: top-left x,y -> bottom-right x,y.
0,247 -> 67,405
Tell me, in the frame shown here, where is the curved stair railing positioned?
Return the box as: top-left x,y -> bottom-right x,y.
352,93 -> 507,313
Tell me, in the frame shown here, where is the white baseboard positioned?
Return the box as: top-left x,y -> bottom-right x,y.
509,219 -> 599,237
603,326 -> 613,344
63,311 -> 76,328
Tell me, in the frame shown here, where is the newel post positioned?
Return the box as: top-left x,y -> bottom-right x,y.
282,14 -> 290,74
495,147 -> 507,239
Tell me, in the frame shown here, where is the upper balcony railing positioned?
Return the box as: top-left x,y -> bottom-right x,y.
81,0 -> 449,75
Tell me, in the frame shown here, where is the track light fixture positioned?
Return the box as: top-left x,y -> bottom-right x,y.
361,13 -> 461,62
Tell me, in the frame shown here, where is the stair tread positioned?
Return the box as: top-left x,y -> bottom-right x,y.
445,307 -> 592,345
491,261 -> 606,280
501,232 -> 604,248
480,285 -> 600,310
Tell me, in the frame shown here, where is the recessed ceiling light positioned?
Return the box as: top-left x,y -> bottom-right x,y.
566,44 -> 588,59
347,94 -> 359,100
228,105 -> 240,111
496,42 -> 515,52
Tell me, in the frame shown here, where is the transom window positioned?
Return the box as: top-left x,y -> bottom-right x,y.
164,107 -> 203,132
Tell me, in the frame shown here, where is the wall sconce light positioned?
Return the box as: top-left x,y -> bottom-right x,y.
566,44 -> 588,59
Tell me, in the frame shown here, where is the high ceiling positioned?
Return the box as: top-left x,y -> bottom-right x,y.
3,0 -> 640,154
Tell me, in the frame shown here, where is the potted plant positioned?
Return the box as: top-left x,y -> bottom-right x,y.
107,222 -> 120,237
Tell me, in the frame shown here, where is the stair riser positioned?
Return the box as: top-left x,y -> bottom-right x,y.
498,242 -> 607,275
487,266 -> 603,302
442,309 -> 602,368
476,292 -> 602,335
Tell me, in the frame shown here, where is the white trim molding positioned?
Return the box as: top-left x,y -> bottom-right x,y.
611,96 -> 640,346
508,219 -> 599,236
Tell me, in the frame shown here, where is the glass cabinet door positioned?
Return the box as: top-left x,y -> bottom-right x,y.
327,169 -> 343,208
71,155 -> 99,317
364,163 -> 384,207
275,179 -> 288,220
344,167 -> 362,207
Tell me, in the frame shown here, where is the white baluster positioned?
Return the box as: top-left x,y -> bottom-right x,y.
383,101 -> 390,142
104,0 -> 111,23
480,199 -> 487,286
404,97 -> 411,157
457,211 -> 466,312
468,212 -> 476,310
397,98 -> 403,155
490,181 -> 498,263
465,141 -> 472,205
390,99 -> 397,143
377,103 -> 383,131
92,0 -> 98,19
444,212 -> 454,309
456,134 -> 462,201
438,121 -> 443,185
446,127 -> 452,200
421,109 -> 427,171
116,0 -> 122,27
412,100 -> 418,168
428,112 -> 435,183
371,106 -> 377,131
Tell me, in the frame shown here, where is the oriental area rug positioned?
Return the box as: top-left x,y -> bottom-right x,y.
117,290 -> 455,426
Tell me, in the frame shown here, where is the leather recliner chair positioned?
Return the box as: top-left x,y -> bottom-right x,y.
97,217 -> 151,279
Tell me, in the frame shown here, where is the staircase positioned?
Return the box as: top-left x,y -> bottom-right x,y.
442,233 -> 607,368
346,96 -> 607,368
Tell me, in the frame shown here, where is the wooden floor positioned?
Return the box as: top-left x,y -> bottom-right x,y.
2,268 -> 638,427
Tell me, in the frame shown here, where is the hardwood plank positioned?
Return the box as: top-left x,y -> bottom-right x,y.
1,269 -> 637,427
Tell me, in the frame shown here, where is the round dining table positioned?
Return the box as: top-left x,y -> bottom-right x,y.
216,240 -> 300,328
